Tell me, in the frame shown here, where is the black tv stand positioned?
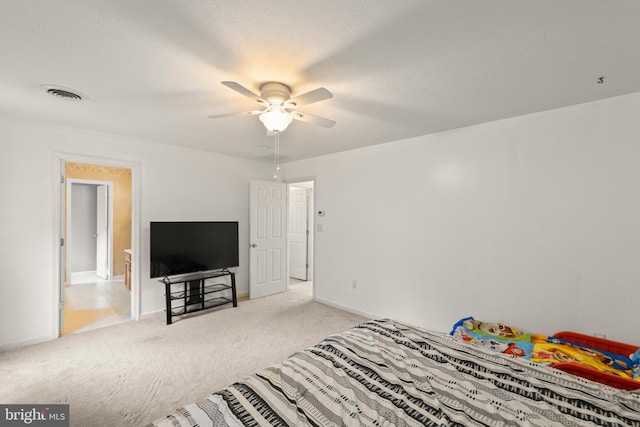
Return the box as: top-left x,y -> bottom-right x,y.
161,269 -> 237,325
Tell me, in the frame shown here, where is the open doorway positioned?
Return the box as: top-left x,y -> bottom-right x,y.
62,162 -> 132,335
66,180 -> 112,284
288,181 -> 314,297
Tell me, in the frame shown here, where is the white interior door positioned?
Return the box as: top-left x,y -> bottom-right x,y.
288,187 -> 308,280
96,185 -> 109,279
250,180 -> 287,299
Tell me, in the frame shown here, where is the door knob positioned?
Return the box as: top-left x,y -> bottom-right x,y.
250,243 -> 257,248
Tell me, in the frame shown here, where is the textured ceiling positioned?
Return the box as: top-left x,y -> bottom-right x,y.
1,1 -> 640,162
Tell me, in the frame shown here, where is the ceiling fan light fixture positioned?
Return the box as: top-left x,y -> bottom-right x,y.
259,107 -> 293,132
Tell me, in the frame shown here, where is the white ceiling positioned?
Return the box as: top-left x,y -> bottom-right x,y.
2,1 -> 640,162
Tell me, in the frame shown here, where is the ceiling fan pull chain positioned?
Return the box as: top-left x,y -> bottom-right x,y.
273,131 -> 280,179
276,131 -> 280,173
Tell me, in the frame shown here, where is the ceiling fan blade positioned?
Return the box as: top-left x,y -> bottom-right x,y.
291,111 -> 336,128
288,87 -> 333,107
221,81 -> 266,104
208,110 -> 262,119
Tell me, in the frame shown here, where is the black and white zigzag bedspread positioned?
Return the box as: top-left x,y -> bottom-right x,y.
149,319 -> 640,426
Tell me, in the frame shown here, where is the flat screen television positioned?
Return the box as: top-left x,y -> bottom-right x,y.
150,221 -> 239,278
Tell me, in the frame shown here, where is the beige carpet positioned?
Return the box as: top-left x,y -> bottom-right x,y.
0,281 -> 366,426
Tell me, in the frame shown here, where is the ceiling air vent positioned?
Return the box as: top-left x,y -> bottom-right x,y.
41,84 -> 85,101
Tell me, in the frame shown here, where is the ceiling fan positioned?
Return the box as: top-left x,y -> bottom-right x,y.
208,81 -> 336,133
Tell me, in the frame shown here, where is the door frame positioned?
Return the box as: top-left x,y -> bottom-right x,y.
285,177 -> 316,299
53,152 -> 142,338
65,179 -> 114,284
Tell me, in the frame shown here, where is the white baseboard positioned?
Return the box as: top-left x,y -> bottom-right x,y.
313,297 -> 381,320
71,270 -> 96,278
112,274 -> 124,281
140,308 -> 164,317
0,333 -> 56,352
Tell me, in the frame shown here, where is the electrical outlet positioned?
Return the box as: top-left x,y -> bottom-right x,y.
352,280 -> 357,289
593,332 -> 606,339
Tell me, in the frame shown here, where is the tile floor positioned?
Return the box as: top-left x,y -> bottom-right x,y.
63,275 -> 131,335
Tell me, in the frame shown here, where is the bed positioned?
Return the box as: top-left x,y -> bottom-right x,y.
148,319 -> 640,426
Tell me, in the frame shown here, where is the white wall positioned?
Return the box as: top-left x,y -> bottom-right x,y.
70,183 -> 97,273
0,113 -> 271,350
4,91 -> 639,350
282,92 -> 640,345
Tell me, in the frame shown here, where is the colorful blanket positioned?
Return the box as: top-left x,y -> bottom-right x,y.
450,316 -> 640,381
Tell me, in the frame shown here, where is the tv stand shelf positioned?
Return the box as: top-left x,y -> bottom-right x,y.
161,269 -> 237,325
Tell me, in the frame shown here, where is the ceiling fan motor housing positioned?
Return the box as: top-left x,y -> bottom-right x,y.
260,82 -> 291,105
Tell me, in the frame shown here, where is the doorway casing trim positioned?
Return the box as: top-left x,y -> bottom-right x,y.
53,152 -> 142,339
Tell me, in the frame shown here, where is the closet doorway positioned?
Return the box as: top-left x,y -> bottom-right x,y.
288,181 -> 314,295
61,161 -> 132,335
